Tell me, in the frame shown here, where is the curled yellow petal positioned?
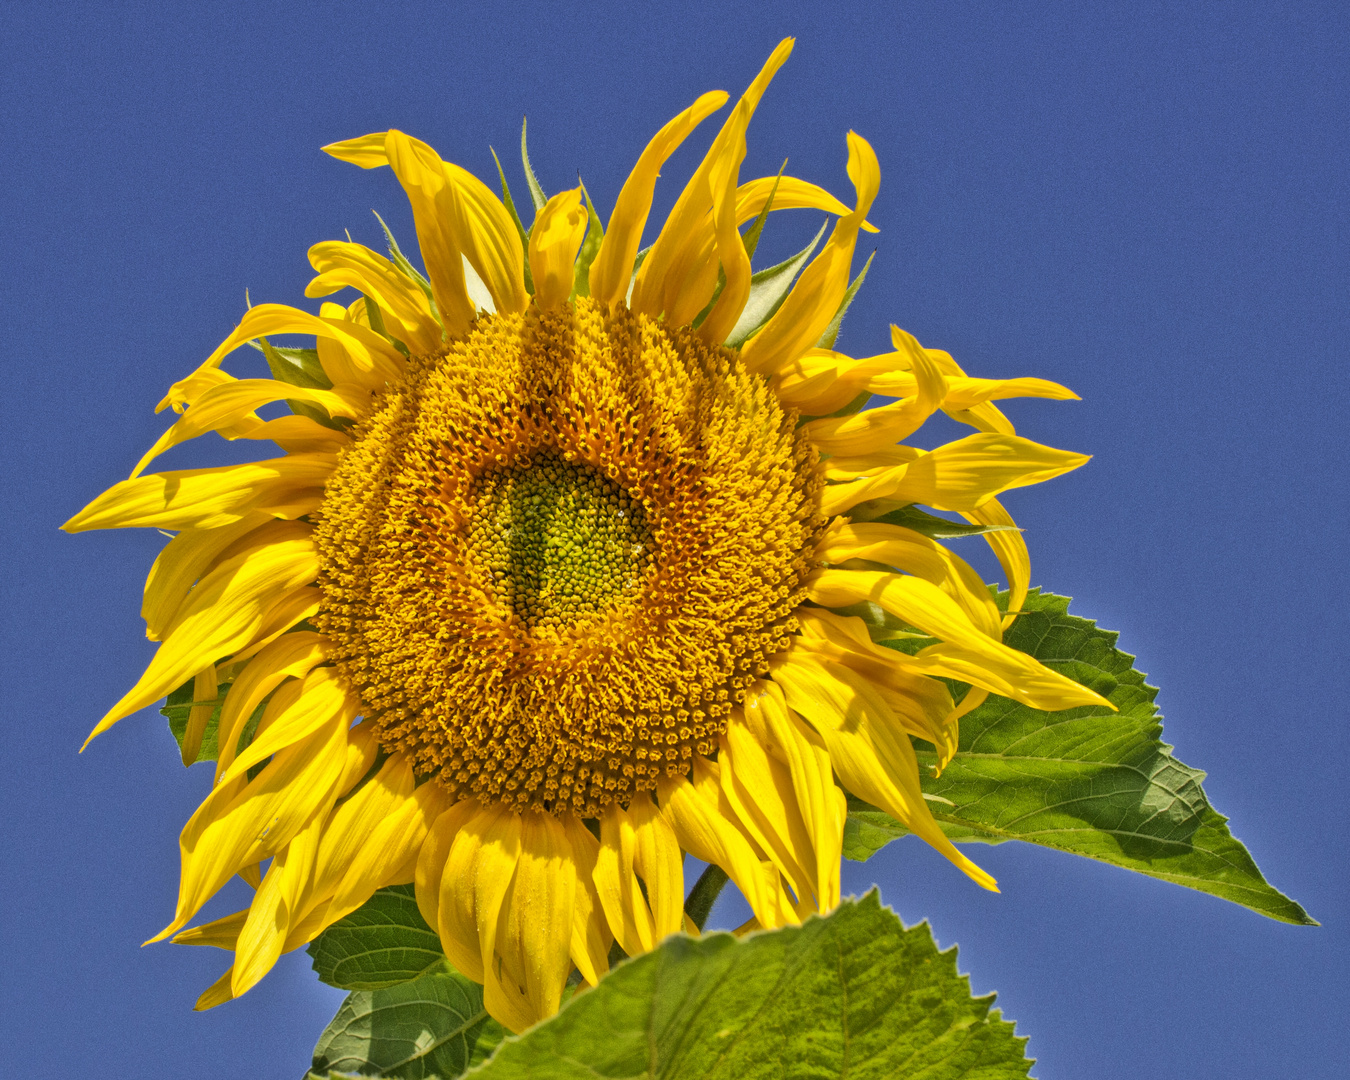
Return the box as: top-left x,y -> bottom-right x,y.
528,188 -> 589,309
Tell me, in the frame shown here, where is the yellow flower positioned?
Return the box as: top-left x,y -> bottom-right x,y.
65,38 -> 1109,1034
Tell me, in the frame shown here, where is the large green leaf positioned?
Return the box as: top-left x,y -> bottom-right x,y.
308,967 -> 504,1080
848,589 -> 1315,926
471,892 -> 1030,1080
309,885 -> 447,991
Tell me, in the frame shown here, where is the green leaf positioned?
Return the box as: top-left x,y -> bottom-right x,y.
162,678 -> 223,764
308,967 -> 504,1080
814,249 -> 874,350
571,179 -> 604,300
850,589 -> 1315,925
309,885 -> 447,991
841,794 -> 912,861
724,221 -> 827,348
520,117 -> 547,213
248,338 -> 331,389
472,892 -> 1029,1080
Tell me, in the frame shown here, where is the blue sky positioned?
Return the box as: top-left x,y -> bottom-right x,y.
2,2 -> 1346,1076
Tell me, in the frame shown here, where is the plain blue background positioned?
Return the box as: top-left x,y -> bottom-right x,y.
2,2 -> 1346,1077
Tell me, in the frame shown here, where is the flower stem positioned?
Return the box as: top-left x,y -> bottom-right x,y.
683,864 -> 730,931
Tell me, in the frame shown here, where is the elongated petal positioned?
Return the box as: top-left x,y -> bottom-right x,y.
213,631 -> 329,782
85,525 -> 318,745
166,303 -> 403,399
529,188 -> 589,309
152,707 -> 351,942
739,131 -> 880,376
232,808 -> 324,996
414,799 -> 481,964
132,379 -> 365,479
628,795 -> 684,942
587,90 -> 730,309
961,496 -> 1029,628
771,653 -> 997,891
821,432 -> 1090,516
719,716 -> 815,907
306,240 -> 441,355
594,800 -> 655,956
657,768 -> 797,930
180,664 -> 218,766
218,666 -> 354,784
750,684 -> 845,911
444,158 -> 529,315
733,175 -> 877,231
816,520 -> 1001,639
632,38 -> 793,326
63,453 -> 335,533
802,329 -> 947,455
143,514 -> 271,641
806,568 -> 1113,710
560,814 -> 610,986
502,812 -> 575,1024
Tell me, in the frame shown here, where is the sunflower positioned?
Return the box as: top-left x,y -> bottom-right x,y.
65,38 -> 1109,1033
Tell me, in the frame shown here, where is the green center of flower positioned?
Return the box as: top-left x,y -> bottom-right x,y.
467,452 -> 654,629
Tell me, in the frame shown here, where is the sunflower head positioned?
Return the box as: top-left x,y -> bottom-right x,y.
65,38 -> 1110,1033
316,299 -> 824,816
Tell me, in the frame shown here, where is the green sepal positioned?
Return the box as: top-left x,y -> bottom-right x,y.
471,892 -> 1031,1080
725,221 -> 827,348
307,966 -> 504,1080
869,503 -> 1018,540
740,161 -> 785,261
571,179 -> 604,300
847,589 -> 1316,926
520,117 -> 547,213
373,210 -> 436,305
491,145 -> 534,296
248,338 -> 330,390
814,249 -> 874,349
308,884 -> 447,991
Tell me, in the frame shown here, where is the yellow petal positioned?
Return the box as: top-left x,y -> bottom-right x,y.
528,188 -> 589,310
805,569 -> 1113,711
503,812 -> 576,1024
560,814 -> 611,987
632,38 -> 793,327
719,716 -> 816,907
749,684 -> 845,911
152,708 -> 350,942
213,631 -> 329,782
181,664 -> 218,766
85,524 -> 318,746
171,909 -> 247,950
816,520 -> 1001,640
733,175 -> 877,232
322,132 -> 391,169
306,240 -> 442,355
416,798 -> 482,968
237,414 -> 350,455
142,514 -> 272,641
63,453 -> 335,533
383,130 -> 476,338
960,496 -> 1030,629
657,766 -> 798,930
193,966 -> 237,1011
587,90 -> 730,310
628,795 -> 684,942
131,378 -> 366,479
802,329 -> 947,455
217,666 -> 355,784
820,432 -> 1090,516
232,807 -> 324,996
771,653 -> 997,892
443,158 -> 529,316
738,131 -> 881,376
164,303 -> 403,399
594,800 -> 655,956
